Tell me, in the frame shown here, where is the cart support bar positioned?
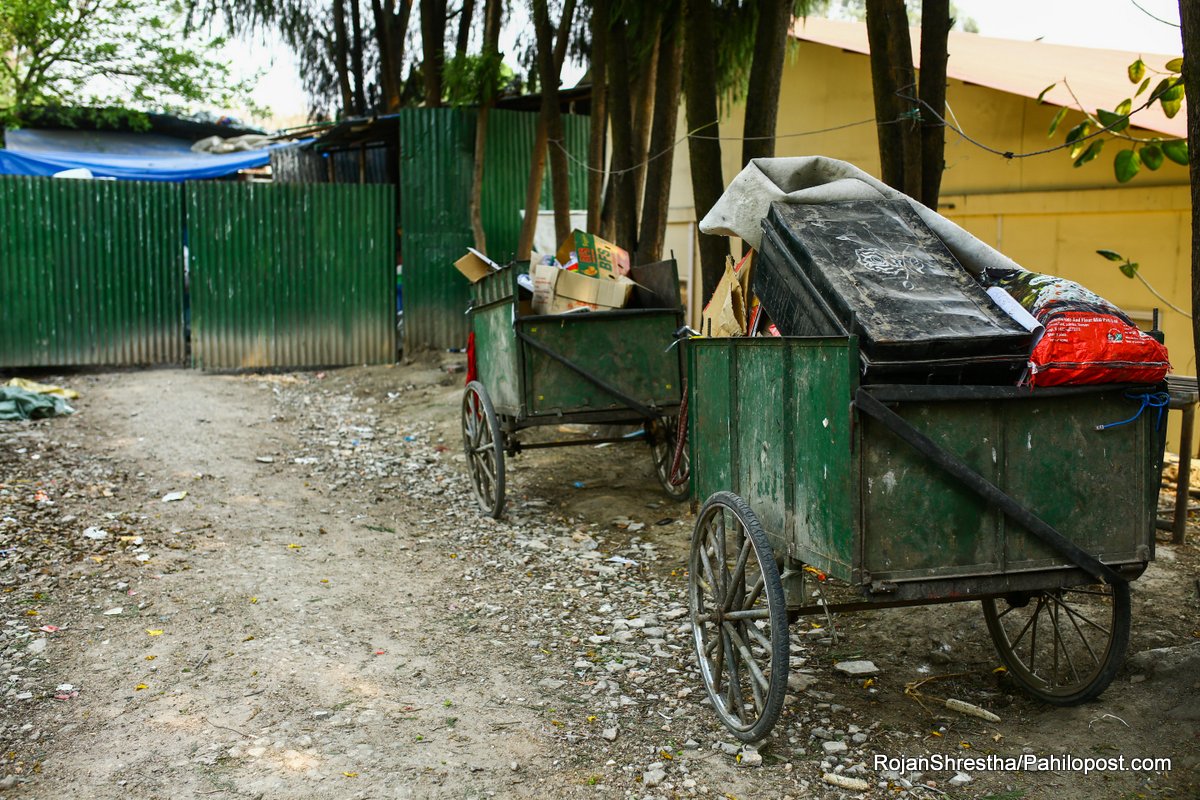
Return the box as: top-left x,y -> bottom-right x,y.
854,388 -> 1127,586
515,329 -> 660,419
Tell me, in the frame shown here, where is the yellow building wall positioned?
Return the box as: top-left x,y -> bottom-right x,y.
665,37 -> 1195,452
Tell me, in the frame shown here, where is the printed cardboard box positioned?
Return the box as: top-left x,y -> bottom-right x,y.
555,230 -> 631,278
531,262 -> 635,314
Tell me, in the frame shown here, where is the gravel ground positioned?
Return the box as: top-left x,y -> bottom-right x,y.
1,358 -> 1197,799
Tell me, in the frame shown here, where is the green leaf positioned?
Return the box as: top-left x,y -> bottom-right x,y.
1114,148 -> 1142,182
1073,139 -> 1104,167
1119,262 -> 1140,279
1128,58 -> 1146,83
1065,121 -> 1091,159
1115,98 -> 1132,116
1141,143 -> 1164,170
1161,93 -> 1184,118
1150,78 -> 1174,101
1162,139 -> 1189,165
1047,107 -> 1068,138
1096,249 -> 1125,262
1136,77 -> 1151,97
1096,108 -> 1129,133
1166,57 -> 1184,73
1036,83 -> 1057,103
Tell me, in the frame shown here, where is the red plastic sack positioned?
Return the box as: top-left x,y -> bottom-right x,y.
983,269 -> 1170,388
1028,310 -> 1170,387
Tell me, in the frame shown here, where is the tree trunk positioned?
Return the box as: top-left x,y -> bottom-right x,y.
635,15 -> 683,266
918,0 -> 950,209
587,0 -> 610,233
333,0 -> 354,115
468,0 -> 503,252
865,0 -> 920,199
683,0 -> 729,303
516,1 -> 578,259
372,0 -> 414,110
420,0 -> 447,106
532,0 -> 576,246
606,16 -> 639,254
741,0 -> 792,167
1179,0 -> 1200,376
350,0 -> 367,112
456,0 -> 476,56
629,22 -> 661,224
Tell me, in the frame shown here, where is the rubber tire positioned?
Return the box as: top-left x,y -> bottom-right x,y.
650,416 -> 689,501
982,580 -> 1131,705
461,381 -> 506,519
688,491 -> 789,742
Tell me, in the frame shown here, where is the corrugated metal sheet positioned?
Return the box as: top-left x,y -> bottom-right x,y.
398,108 -> 476,351
402,108 -> 590,351
0,176 -> 184,367
187,182 -> 395,370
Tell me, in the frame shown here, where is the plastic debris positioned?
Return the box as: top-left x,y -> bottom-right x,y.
161,491 -> 187,502
83,527 -> 109,540
945,698 -> 1002,722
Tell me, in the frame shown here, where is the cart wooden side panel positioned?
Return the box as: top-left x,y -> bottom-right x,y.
689,337 -> 859,581
687,337 -> 1159,597
859,391 -> 1156,585
517,309 -> 683,419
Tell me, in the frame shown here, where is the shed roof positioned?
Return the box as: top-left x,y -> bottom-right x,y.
792,16 -> 1185,139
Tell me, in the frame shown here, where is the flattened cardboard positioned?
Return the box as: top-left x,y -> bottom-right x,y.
454,247 -> 502,283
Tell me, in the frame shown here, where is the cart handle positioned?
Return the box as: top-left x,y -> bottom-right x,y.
853,388 -> 1128,586
515,328 -> 660,420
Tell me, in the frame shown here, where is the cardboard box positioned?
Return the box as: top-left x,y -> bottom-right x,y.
555,230 -> 631,278
454,247 -> 502,283
531,262 -> 635,314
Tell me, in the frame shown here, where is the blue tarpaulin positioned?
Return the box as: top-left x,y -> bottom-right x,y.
0,140 -> 306,182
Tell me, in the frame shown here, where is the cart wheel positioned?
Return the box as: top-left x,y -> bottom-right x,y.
688,492 -> 789,742
982,581 -> 1131,705
649,416 -> 689,500
461,381 -> 505,518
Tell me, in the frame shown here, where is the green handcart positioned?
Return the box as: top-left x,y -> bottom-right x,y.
686,335 -> 1164,741
462,262 -> 689,518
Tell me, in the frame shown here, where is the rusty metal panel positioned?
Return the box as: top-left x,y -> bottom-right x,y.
0,176 -> 184,367
187,182 -> 394,370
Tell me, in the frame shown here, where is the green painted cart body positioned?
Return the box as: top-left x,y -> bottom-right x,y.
684,335 -> 1164,741
461,264 -> 687,517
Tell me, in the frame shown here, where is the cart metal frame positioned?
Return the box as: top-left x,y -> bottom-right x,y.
686,335 -> 1164,741
462,262 -> 689,518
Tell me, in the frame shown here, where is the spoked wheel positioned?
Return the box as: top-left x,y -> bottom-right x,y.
649,416 -> 689,500
688,492 -> 789,742
461,381 -> 506,518
982,581 -> 1131,705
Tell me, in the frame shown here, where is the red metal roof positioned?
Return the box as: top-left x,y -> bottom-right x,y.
792,16 -> 1185,139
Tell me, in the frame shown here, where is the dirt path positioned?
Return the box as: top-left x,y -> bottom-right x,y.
2,361 -> 1198,799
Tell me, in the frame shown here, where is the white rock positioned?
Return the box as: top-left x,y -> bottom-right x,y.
102,608 -> 122,616
26,639 -> 46,654
161,491 -> 187,503
949,772 -> 973,786
642,768 -> 666,787
601,728 -> 618,741
83,527 -> 108,540
822,740 -> 848,755
833,660 -> 879,677
737,749 -> 763,767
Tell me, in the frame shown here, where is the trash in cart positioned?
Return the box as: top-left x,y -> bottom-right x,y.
698,156 -> 1170,388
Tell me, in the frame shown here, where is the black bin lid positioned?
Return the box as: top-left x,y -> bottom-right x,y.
755,199 -> 1030,362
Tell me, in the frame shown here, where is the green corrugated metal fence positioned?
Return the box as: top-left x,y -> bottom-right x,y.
187,182 -> 395,370
400,107 -> 590,351
0,176 -> 185,367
